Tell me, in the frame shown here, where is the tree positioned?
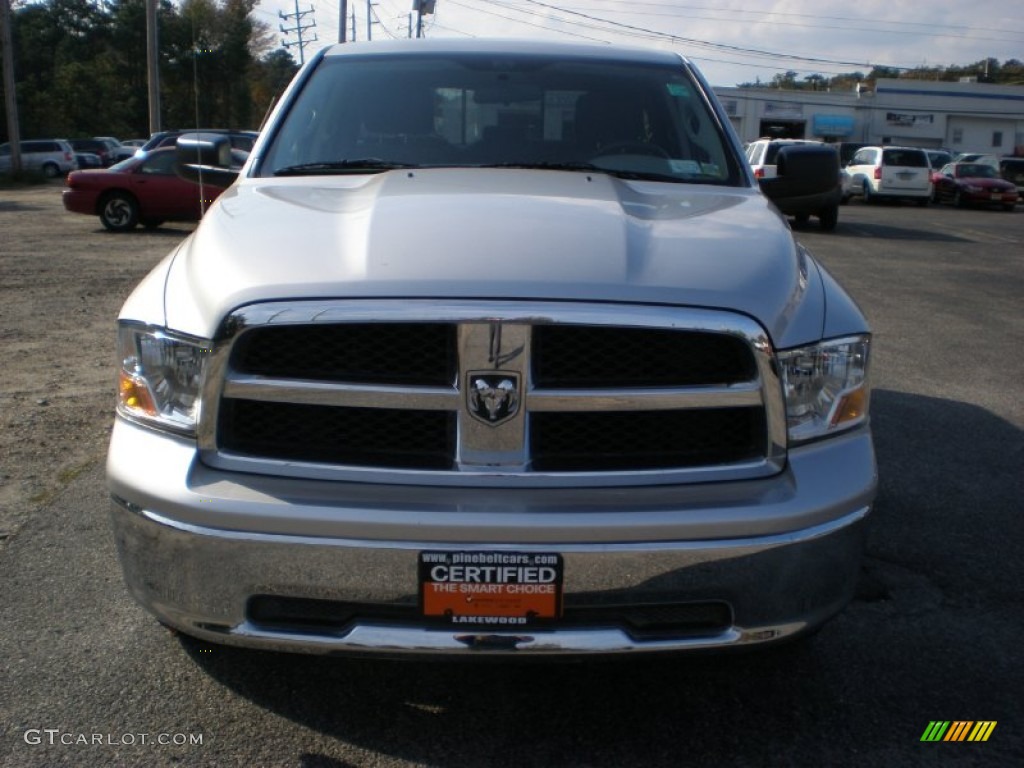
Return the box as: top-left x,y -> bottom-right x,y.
1,0 -> 294,142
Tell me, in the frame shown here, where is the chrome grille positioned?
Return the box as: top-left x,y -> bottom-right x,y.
199,300 -> 786,487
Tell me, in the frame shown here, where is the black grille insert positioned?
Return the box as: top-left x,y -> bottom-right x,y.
247,595 -> 732,641
219,399 -> 456,470
231,323 -> 456,386
532,325 -> 756,388
531,408 -> 765,472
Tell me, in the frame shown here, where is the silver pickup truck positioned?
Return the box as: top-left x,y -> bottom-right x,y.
108,39 -> 875,656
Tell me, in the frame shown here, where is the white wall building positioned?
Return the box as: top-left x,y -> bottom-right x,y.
715,78 -> 1024,155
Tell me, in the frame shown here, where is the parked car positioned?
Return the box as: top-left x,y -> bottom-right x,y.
135,128 -> 258,156
107,39 -> 875,658
932,162 -> 1019,211
62,146 -> 242,231
846,145 -> 931,205
74,152 -> 104,169
832,142 -> 868,168
952,152 -> 998,168
68,138 -> 119,167
744,138 -> 841,230
924,149 -> 953,171
998,157 -> 1024,202
94,136 -> 138,163
0,139 -> 78,177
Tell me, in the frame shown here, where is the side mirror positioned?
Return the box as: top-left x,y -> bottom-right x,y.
176,132 -> 239,188
758,145 -> 840,203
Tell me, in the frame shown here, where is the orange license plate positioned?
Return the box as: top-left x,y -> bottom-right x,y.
419,551 -> 563,627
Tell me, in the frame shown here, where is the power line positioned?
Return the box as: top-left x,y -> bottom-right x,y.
562,2 -> 1024,42
443,0 -> 1024,75
513,0 -> 875,68
582,10 -> 1024,46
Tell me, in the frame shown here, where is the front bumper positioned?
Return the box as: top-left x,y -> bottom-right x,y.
107,418 -> 876,656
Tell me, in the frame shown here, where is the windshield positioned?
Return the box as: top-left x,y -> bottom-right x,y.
882,149 -> 927,168
956,164 -> 997,178
258,52 -> 741,185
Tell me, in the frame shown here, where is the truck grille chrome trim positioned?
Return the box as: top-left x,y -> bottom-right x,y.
197,300 -> 787,487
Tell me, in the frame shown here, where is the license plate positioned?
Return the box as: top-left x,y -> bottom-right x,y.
419,551 -> 563,626
992,193 -> 1003,201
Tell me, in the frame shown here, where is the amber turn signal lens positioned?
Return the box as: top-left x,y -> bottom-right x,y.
832,388 -> 868,427
119,371 -> 158,416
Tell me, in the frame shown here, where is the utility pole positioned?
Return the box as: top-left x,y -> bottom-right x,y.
412,0 -> 436,39
1,0 -> 21,174
338,0 -> 347,42
280,2 -> 317,66
366,0 -> 378,40
146,0 -> 161,134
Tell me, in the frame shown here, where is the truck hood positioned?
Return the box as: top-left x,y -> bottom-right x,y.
160,169 -> 825,346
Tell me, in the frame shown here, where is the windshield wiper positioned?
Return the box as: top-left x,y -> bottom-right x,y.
479,161 -> 603,173
478,161 -> 686,184
273,159 -> 417,176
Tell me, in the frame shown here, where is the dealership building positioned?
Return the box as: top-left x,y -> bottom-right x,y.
714,78 -> 1024,155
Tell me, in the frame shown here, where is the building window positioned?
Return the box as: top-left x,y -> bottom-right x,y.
993,131 -> 1003,148
952,128 -> 963,145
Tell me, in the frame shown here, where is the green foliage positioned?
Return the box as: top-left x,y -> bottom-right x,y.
1,0 -> 299,142
737,59 -> 1024,90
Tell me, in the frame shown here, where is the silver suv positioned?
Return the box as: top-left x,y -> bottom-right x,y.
0,139 -> 78,177
108,39 -> 875,657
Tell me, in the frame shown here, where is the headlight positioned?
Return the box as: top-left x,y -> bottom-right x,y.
777,335 -> 870,443
117,323 -> 212,434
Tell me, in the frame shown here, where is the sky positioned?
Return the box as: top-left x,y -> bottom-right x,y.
253,0 -> 1024,87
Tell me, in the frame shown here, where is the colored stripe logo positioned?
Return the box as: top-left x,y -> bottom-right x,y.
921,721 -> 997,742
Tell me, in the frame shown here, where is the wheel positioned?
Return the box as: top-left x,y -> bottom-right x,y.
592,141 -> 671,159
862,180 -> 874,204
818,205 -> 838,231
794,212 -> 811,226
953,190 -> 965,208
99,192 -> 139,231
1003,204 -> 1016,212
42,162 -> 60,178
839,194 -> 850,206
916,196 -> 928,207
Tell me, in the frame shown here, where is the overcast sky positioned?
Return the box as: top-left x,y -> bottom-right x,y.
254,0 -> 1024,87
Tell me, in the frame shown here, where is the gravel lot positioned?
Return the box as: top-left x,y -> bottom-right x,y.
1,181 -> 1021,766
0,182 -> 193,541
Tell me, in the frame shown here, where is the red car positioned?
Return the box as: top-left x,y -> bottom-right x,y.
931,162 -> 1018,211
62,147 -> 240,231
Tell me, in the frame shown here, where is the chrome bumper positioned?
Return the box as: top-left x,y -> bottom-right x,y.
108,419 -> 875,656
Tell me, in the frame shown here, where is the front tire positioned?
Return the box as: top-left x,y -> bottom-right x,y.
42,162 -> 60,178
954,190 -> 965,208
99,192 -> 139,231
862,181 -> 874,204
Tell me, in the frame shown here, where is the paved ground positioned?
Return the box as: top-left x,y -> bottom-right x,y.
0,185 -> 1021,766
